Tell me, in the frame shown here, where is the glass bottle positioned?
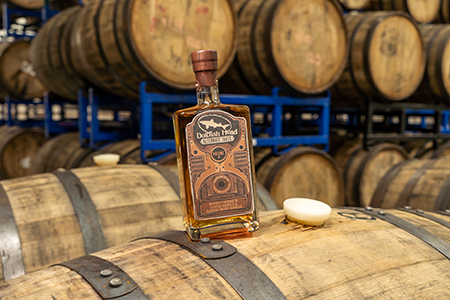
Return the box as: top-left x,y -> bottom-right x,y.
172,49 -> 259,241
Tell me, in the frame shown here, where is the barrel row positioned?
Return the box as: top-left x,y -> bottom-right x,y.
0,125 -> 46,179
338,0 -> 442,24
330,138 -> 450,209
4,0 -> 82,10
31,134 -> 347,209
30,0 -> 238,100
3,207 -> 450,298
0,164 -> 276,281
6,1 -> 449,104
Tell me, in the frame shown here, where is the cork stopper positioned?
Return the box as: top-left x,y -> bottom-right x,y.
191,50 -> 218,90
284,198 -> 331,226
191,50 -> 218,72
93,154 -> 120,167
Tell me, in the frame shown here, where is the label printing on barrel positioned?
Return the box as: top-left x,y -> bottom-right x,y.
186,110 -> 254,220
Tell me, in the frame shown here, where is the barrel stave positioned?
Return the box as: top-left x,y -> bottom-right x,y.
372,158 -> 450,211
3,209 -> 450,298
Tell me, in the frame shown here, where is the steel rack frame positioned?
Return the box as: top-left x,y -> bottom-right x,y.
331,96 -> 450,149
4,94 -> 78,138
2,1 -> 58,38
140,82 -> 330,163
78,88 -> 139,149
43,93 -> 78,139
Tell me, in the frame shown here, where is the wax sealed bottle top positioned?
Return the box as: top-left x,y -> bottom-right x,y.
191,50 -> 218,73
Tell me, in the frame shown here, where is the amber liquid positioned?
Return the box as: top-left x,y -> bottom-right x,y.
173,87 -> 259,240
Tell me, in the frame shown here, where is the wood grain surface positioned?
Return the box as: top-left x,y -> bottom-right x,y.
368,0 -> 441,23
412,25 -> 450,105
30,7 -> 84,101
333,141 -> 408,207
31,132 -> 92,174
129,0 -> 237,90
0,164 -> 276,281
334,12 -> 425,102
0,126 -> 46,179
257,146 -> 344,208
0,39 -> 47,99
227,0 -> 347,95
339,0 -> 370,10
2,208 -> 450,299
371,158 -> 450,210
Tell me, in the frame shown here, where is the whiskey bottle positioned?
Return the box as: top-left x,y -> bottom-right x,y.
173,49 -> 259,241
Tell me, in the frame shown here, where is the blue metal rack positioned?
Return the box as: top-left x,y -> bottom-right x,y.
331,100 -> 450,148
43,93 -> 78,139
5,95 -> 44,128
5,94 -> 78,138
140,82 -> 330,163
78,88 -> 139,149
2,1 -> 58,38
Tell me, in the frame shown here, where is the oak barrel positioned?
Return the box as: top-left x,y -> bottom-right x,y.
31,132 -> 93,174
121,150 -> 178,166
0,165 -> 277,281
221,0 -> 348,95
71,0 -> 237,98
333,141 -> 408,207
30,6 -> 84,101
3,208 -> 450,299
6,0 -> 86,10
256,146 -> 345,208
412,25 -> 450,105
0,125 -> 46,179
403,140 -> 435,159
431,140 -> 450,158
368,0 -> 441,23
440,0 -> 450,23
372,158 -> 450,210
339,0 -> 370,10
333,12 -> 426,102
78,140 -> 142,168
0,39 -> 47,100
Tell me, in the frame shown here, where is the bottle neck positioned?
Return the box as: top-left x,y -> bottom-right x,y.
197,85 -> 220,105
195,70 -> 221,105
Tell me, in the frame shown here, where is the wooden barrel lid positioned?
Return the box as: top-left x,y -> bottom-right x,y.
441,0 -> 450,23
0,39 -> 47,99
403,140 -> 435,159
367,14 -> 424,100
128,0 -> 237,90
9,0 -> 42,9
0,126 -> 46,179
257,146 -> 345,208
354,143 -> 408,207
270,0 -> 347,94
31,132 -> 77,174
432,140 -> 450,158
339,0 -> 370,10
406,0 -> 441,23
346,12 -> 425,101
30,7 -> 83,101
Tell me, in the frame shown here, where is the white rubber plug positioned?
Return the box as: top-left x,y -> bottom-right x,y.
283,198 -> 331,226
93,154 -> 120,167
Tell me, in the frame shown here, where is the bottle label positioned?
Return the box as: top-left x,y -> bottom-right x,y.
186,110 -> 255,220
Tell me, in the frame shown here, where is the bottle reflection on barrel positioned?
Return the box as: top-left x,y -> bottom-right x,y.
173,49 -> 259,241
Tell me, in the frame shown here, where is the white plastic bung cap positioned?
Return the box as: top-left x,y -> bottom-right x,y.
283,198 -> 331,226
93,154 -> 120,167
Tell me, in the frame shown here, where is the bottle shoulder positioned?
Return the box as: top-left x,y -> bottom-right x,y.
173,103 -> 250,119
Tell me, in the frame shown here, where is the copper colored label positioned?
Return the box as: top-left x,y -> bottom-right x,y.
186,110 -> 254,220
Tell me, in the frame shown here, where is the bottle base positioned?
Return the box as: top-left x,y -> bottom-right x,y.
186,220 -> 260,241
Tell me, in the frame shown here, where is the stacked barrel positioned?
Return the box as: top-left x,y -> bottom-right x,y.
3,1 -> 450,297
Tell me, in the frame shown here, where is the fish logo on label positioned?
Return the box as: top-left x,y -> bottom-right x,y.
198,114 -> 232,133
200,119 -> 230,130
